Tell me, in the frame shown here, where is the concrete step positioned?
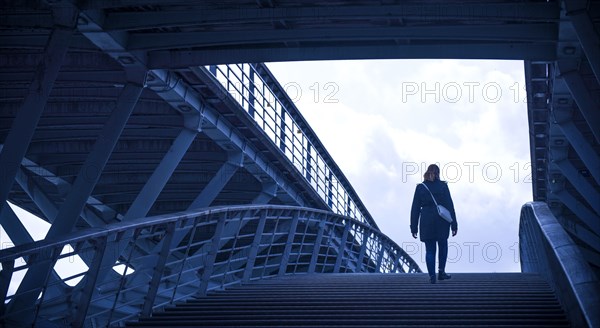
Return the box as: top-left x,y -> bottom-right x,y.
127,273 -> 570,328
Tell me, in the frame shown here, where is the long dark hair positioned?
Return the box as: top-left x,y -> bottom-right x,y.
424,164 -> 440,181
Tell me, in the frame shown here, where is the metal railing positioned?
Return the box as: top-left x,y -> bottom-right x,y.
519,202 -> 600,328
206,63 -> 376,227
0,205 -> 420,327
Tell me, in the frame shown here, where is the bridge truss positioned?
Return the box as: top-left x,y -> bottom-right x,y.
0,0 -> 599,326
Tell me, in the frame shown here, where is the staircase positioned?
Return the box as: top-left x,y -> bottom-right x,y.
128,273 -> 570,327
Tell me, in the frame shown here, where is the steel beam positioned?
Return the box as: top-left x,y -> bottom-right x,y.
0,203 -> 33,245
564,0 -> 600,85
46,81 -> 143,237
252,181 -> 277,204
0,6 -> 77,215
7,80 -> 143,318
553,159 -> 600,216
557,212 -> 600,253
188,152 -> 243,210
555,190 -> 600,239
124,129 -> 197,221
555,121 -> 600,186
14,164 -> 107,227
85,128 -> 197,294
102,3 -> 558,30
148,43 -> 557,68
560,70 -> 600,144
128,24 -> 557,51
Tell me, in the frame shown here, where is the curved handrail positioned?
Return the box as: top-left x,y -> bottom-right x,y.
520,202 -> 600,328
0,205 -> 420,327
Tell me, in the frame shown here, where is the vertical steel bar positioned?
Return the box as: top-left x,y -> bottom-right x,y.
334,221 -> 351,273
199,212 -> 227,295
278,212 -> 300,276
308,219 -> 326,273
357,229 -> 369,272
142,222 -> 176,317
171,216 -> 201,302
243,211 -> 267,282
72,237 -> 108,327
375,241 -> 385,272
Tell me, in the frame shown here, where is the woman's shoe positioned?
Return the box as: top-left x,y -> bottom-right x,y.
438,272 -> 451,280
429,275 -> 436,284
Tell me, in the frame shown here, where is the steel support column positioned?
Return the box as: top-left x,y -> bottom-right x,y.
278,212 -> 299,276
0,6 -> 76,215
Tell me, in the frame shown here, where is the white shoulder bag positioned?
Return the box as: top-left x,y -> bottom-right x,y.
420,183 -> 453,223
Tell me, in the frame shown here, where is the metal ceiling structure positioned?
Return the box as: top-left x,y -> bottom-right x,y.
0,0 -> 599,326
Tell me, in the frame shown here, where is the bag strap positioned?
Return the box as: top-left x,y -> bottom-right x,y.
420,183 -> 439,207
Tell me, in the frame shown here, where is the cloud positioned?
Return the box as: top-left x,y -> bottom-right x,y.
267,59 -> 531,273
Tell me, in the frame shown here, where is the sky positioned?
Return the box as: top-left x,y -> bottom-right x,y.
1,59 -> 532,280
266,59 -> 532,273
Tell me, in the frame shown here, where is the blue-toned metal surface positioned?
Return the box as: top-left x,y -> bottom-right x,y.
0,0 -> 599,326
520,202 -> 600,328
0,205 -> 420,326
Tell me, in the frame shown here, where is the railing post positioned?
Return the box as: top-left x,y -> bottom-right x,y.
334,221 -> 351,273
142,222 -> 176,317
199,212 -> 227,294
248,64 -> 256,118
357,229 -> 369,272
308,219 -> 326,273
72,237 -> 108,327
243,211 -> 267,282
279,211 -> 300,276
375,241 -> 385,272
279,110 -> 286,153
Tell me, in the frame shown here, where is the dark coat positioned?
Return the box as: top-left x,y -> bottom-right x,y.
410,180 -> 458,241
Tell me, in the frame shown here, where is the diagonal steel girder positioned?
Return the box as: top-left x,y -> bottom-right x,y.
563,0 -> 600,86
76,8 -> 307,207
0,5 -> 78,216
